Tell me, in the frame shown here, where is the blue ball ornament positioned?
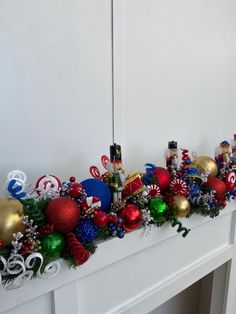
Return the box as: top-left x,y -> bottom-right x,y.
80,178 -> 111,212
75,219 -> 98,243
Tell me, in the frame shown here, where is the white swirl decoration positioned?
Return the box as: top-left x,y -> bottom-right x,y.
25,253 -> 60,279
0,253 -> 61,290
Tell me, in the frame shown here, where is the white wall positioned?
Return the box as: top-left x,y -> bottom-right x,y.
114,0 -> 236,172
0,0 -> 112,184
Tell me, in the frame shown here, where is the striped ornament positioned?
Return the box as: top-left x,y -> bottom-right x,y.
170,178 -> 188,196
147,184 -> 161,198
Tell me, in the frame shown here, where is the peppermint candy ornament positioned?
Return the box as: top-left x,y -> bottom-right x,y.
225,171 -> 236,192
170,178 -> 188,197
146,184 -> 161,198
36,175 -> 62,195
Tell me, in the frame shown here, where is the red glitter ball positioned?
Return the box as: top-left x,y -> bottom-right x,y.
46,197 -> 80,233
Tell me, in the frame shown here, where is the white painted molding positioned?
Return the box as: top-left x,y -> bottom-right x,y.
0,202 -> 235,313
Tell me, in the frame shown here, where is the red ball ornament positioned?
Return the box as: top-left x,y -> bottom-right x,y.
225,171 -> 236,192
152,167 -> 171,192
68,182 -> 83,198
203,177 -> 227,200
121,204 -> 142,231
93,211 -> 108,227
45,197 -> 80,233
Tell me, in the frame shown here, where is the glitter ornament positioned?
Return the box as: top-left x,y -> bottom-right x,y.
121,204 -> 142,231
148,198 -> 168,223
75,219 -> 98,243
203,177 -> 227,200
41,233 -> 65,258
45,197 -> 80,233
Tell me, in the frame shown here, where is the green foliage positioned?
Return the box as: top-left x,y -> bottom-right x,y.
97,227 -> 110,241
190,204 -> 223,218
84,242 -> 97,254
0,248 -> 10,259
21,198 -> 50,226
62,252 -> 77,269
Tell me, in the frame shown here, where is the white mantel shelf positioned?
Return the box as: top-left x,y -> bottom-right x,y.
1,202 -> 236,314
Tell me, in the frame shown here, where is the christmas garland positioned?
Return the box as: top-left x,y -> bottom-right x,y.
0,137 -> 236,290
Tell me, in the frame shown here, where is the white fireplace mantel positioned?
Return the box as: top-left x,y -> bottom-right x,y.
1,202 -> 236,314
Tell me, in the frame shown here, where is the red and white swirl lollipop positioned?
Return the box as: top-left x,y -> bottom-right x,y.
170,178 -> 188,196
36,174 -> 62,195
225,171 -> 236,192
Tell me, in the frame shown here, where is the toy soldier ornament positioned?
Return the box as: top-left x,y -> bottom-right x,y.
108,144 -> 126,203
166,141 -> 179,173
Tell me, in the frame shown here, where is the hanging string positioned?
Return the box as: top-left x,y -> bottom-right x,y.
111,0 -> 115,144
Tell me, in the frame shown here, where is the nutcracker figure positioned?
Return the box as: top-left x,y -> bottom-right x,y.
166,141 -> 178,173
108,143 -> 126,203
231,134 -> 236,163
215,140 -> 231,169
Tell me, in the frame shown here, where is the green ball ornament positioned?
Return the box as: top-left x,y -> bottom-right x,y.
41,233 -> 65,258
148,198 -> 168,223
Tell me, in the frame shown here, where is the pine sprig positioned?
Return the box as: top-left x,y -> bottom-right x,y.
83,242 -> 97,254
21,198 -> 49,226
190,204 -> 223,218
62,252 -> 77,269
96,227 -> 110,241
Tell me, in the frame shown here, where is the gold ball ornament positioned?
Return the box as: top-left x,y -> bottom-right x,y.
192,155 -> 218,177
0,198 -> 26,248
171,195 -> 191,217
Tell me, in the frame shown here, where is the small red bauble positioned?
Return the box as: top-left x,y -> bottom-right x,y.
69,176 -> 76,183
152,167 -> 171,192
68,183 -> 83,198
121,204 -> 142,231
45,197 -> 80,233
203,177 -> 227,200
93,211 -> 108,227
0,240 -> 4,249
